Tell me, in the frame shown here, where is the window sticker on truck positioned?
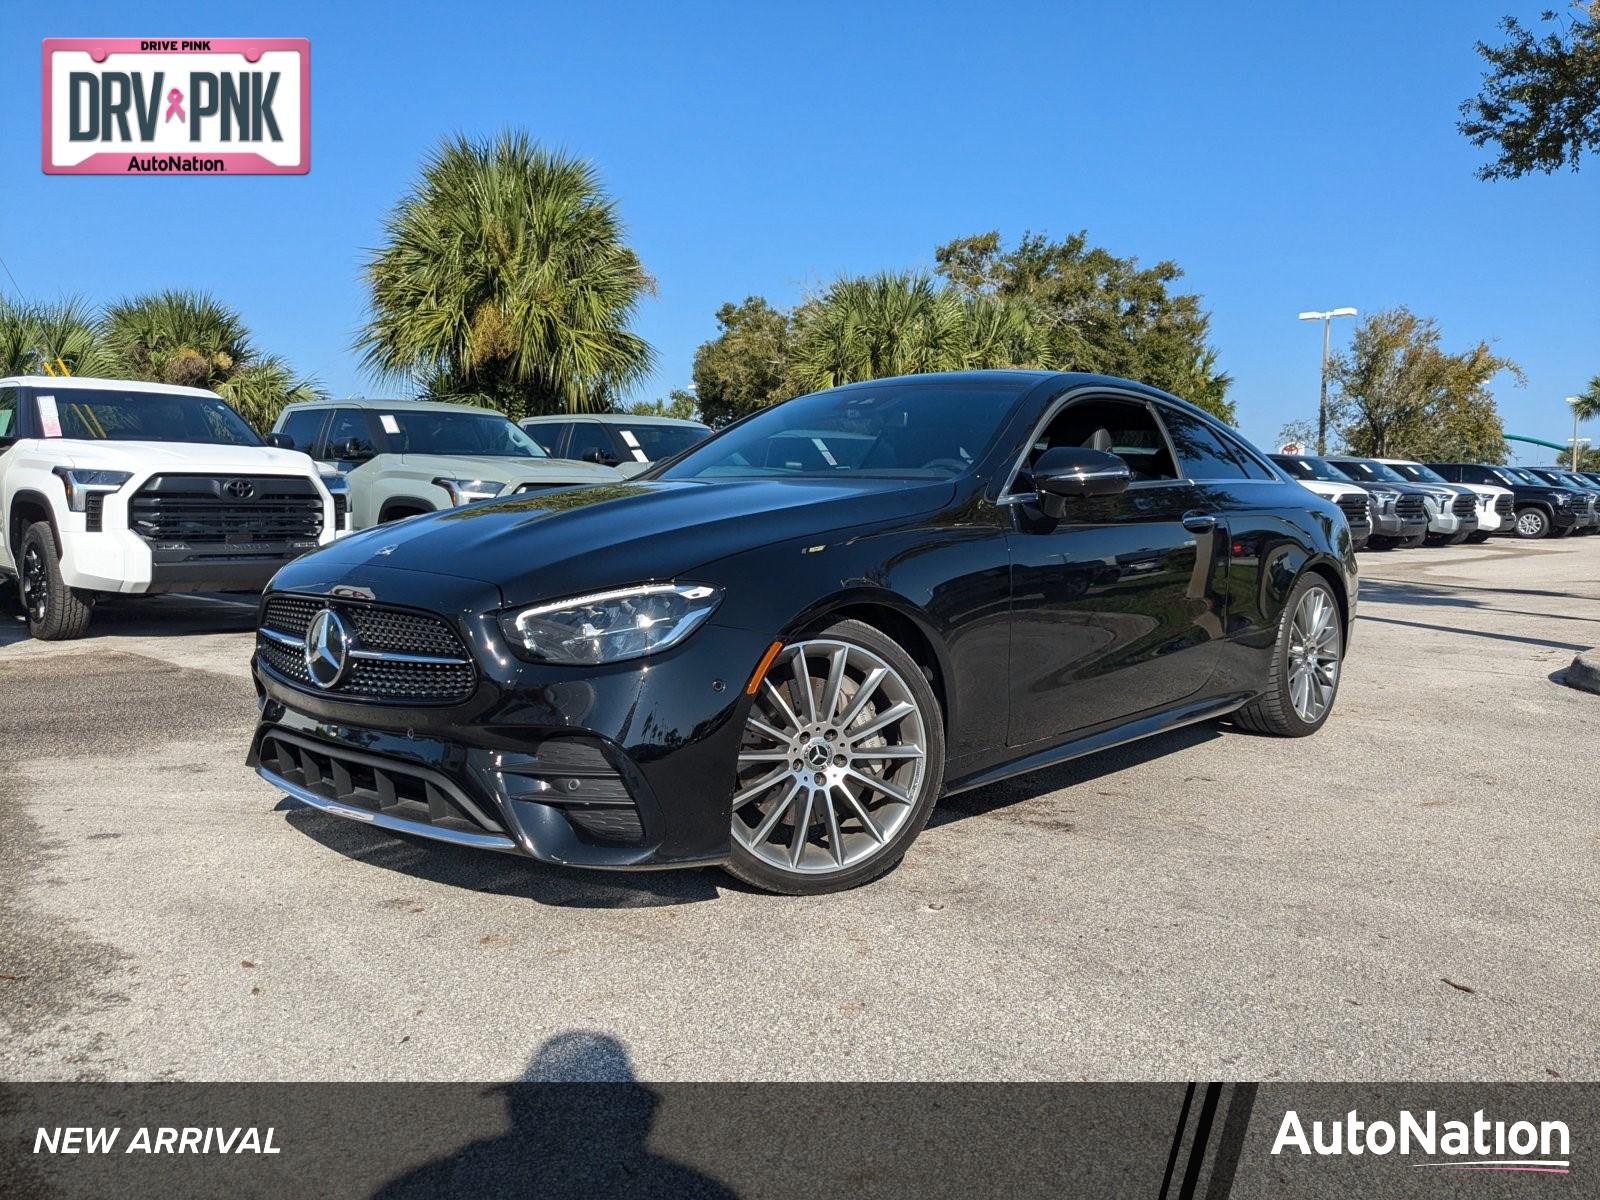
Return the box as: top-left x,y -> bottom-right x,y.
37,395 -> 62,437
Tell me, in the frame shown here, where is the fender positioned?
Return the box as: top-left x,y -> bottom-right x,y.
7,487 -> 63,558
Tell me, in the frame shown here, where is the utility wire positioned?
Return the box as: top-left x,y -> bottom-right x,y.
0,250 -> 23,299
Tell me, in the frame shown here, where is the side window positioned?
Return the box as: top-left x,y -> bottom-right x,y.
1217,429 -> 1275,480
1157,406 -> 1250,481
566,421 -> 616,464
524,421 -> 569,456
0,387 -> 17,438
1026,396 -> 1178,482
325,409 -> 376,456
277,408 -> 328,454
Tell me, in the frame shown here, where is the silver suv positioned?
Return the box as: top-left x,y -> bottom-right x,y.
270,399 -> 619,528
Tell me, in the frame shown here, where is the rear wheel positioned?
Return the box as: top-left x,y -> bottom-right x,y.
723,620 -> 945,895
1233,574 -> 1343,738
19,522 -> 93,640
1513,507 -> 1549,539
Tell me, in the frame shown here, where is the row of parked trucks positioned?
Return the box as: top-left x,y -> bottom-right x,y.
1270,452 -> 1600,549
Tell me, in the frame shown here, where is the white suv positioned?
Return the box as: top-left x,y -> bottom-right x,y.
1377,457 -> 1514,541
0,377 -> 343,639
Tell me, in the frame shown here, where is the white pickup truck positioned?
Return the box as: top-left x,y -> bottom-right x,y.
0,376 -> 344,640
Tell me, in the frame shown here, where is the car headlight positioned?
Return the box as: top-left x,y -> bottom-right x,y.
1553,492 -> 1573,505
1371,488 -> 1399,508
432,477 -> 505,506
52,467 -> 132,512
499,582 -> 722,664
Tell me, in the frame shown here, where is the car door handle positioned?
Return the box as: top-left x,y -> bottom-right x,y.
1182,513 -> 1217,533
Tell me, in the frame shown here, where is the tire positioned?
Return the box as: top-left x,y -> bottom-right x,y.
1233,573 -> 1343,739
1400,531 -> 1428,549
1552,524 -> 1574,538
1466,532 -> 1491,544
18,522 -> 93,640
1513,507 -> 1549,539
379,506 -> 428,525
723,618 -> 946,895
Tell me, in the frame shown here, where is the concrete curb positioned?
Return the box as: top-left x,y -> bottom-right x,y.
1563,651 -> 1600,696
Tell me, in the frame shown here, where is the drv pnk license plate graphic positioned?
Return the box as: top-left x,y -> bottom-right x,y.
42,38 -> 309,175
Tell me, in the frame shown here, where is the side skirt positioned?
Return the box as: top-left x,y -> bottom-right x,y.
941,691 -> 1256,798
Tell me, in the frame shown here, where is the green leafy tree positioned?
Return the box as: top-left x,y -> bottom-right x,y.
0,298 -> 119,378
627,388 -> 699,421
358,132 -> 654,420
1276,418 -> 1319,452
935,230 -> 1234,422
1572,373 -> 1600,422
1459,2 -> 1600,179
1326,307 -> 1519,463
691,297 -> 793,427
100,290 -> 323,430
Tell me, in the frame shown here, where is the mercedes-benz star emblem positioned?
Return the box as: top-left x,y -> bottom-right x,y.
303,609 -> 353,689
224,478 -> 255,500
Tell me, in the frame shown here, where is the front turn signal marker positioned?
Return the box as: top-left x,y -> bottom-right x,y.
745,640 -> 785,695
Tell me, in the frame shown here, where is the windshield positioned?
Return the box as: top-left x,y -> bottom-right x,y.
1330,459 -> 1407,484
382,409 -> 547,458
1271,455 -> 1353,483
656,382 -> 1017,481
34,388 -> 261,446
1387,462 -> 1448,484
619,423 -> 709,462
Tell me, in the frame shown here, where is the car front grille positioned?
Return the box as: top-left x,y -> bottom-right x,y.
1495,495 -> 1514,518
1336,494 -> 1370,526
130,475 -> 324,545
258,729 -> 507,839
257,594 -> 477,704
1452,494 -> 1476,517
1396,495 -> 1426,519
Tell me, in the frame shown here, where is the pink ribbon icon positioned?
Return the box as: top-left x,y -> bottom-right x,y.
164,88 -> 185,123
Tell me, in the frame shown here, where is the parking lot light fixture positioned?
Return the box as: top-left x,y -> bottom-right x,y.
1299,308 -> 1358,455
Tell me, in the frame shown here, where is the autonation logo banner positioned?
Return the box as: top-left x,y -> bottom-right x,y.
42,38 -> 309,175
1272,1107 -> 1572,1175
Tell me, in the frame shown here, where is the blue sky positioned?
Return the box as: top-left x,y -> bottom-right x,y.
4,1 -> 1596,459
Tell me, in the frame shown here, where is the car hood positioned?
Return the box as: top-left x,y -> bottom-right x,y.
1452,482 -> 1511,500
394,453 -> 619,485
1293,479 -> 1364,502
307,476 -> 957,607
49,440 -> 318,475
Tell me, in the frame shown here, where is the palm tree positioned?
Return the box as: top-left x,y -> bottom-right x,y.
0,298 -> 119,377
787,272 -> 1051,392
357,132 -> 654,419
100,290 -> 324,429
1573,375 -> 1600,423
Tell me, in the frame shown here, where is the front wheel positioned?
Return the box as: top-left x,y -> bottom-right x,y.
1513,507 -> 1549,539
19,522 -> 93,640
723,620 -> 945,895
1466,532 -> 1491,543
1233,574 -> 1343,738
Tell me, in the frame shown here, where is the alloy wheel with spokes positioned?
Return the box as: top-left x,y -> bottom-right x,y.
1286,587 -> 1340,723
726,625 -> 943,892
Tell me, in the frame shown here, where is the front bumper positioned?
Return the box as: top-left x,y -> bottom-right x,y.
1371,510 -> 1428,539
247,573 -> 773,870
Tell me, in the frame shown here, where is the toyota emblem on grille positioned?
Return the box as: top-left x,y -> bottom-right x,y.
304,609 -> 353,689
224,478 -> 255,500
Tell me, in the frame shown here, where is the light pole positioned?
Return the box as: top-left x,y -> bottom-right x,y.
1567,396 -> 1584,470
1298,307 -> 1357,455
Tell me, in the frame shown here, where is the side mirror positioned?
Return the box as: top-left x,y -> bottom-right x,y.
1032,446 -> 1131,518
264,432 -> 294,449
333,437 -> 374,463
582,447 -> 616,466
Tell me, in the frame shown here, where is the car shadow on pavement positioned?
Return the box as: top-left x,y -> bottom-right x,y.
0,591 -> 258,648
277,800 -> 724,908
931,722 -> 1221,828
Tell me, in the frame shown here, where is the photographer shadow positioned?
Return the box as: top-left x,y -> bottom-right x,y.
372,1032 -> 739,1199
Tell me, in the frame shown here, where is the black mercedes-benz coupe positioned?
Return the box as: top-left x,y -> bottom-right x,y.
248,372 -> 1357,893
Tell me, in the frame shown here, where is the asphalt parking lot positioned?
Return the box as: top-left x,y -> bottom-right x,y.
2,541 -> 1597,1083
